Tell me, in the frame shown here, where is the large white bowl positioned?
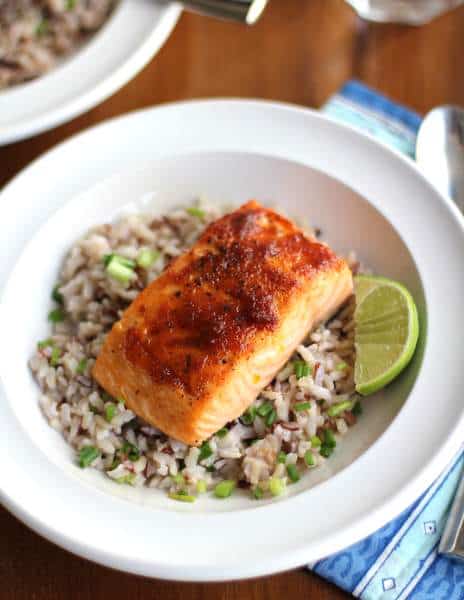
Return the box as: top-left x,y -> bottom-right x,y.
0,0 -> 181,145
1,100 -> 463,581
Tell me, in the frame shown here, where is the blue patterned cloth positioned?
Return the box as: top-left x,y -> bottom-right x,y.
308,80 -> 464,599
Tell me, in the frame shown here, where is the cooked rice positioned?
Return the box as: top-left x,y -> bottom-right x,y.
0,0 -> 116,88
29,202 -> 362,501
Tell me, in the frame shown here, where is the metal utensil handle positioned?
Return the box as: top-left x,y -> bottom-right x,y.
439,468 -> 464,558
181,0 -> 269,24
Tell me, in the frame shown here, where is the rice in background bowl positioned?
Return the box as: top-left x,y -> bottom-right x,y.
0,0 -> 116,88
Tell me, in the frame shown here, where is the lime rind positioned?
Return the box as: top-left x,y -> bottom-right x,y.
354,275 -> 419,396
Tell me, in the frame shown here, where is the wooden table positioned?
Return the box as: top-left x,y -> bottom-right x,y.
2,1 -> 464,598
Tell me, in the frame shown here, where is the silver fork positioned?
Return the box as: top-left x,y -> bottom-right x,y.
179,0 -> 269,24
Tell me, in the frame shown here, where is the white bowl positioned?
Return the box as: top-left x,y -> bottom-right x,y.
0,100 -> 463,581
0,1 -> 181,145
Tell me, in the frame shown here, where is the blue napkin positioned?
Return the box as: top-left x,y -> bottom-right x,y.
307,80 -> 464,599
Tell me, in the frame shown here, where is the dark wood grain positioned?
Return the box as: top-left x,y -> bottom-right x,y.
3,1 -> 464,598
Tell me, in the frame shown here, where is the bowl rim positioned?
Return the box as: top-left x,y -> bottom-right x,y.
1,99 -> 464,581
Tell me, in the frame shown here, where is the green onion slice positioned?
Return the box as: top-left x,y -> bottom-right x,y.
265,408 -> 277,427
76,358 -> 87,374
186,207 -> 206,218
294,401 -> 311,412
277,451 -> 287,464
286,464 -> 300,483
214,480 -> 236,498
256,402 -> 273,417
120,441 -> 140,462
169,492 -> 196,503
352,400 -> 363,416
196,480 -> 207,494
104,403 -> 117,422
37,338 -> 54,350
320,445 -> 334,458
253,486 -> 264,500
136,248 -> 160,269
293,360 -> 311,379
50,347 -> 61,367
48,308 -> 65,323
105,256 -> 136,285
240,406 -> 256,425
324,429 -> 337,448
310,435 -> 321,448
198,441 -> 213,462
327,400 -> 353,418
36,18 -> 49,36
116,474 -> 136,485
52,284 -> 64,304
304,450 -> 315,467
269,477 -> 286,497
78,446 -> 100,468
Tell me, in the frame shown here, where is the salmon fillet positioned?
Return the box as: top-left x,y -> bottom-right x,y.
93,201 -> 353,445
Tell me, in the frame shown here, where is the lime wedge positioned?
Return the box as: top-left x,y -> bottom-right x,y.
354,275 -> 419,396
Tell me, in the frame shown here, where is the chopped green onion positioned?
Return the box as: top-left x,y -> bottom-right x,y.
50,346 -> 61,367
293,360 -> 311,379
186,207 -> 206,218
324,429 -> 337,448
76,358 -> 87,374
214,480 -> 236,498
196,480 -> 207,494
36,18 -> 49,36
169,492 -> 196,503
327,400 -> 353,418
286,464 -> 300,483
265,408 -> 277,427
352,400 -> 363,416
240,406 -> 256,425
104,403 -> 117,422
66,0 -> 76,9
171,473 -> 184,485
257,402 -> 273,417
277,451 -> 287,464
102,253 -> 114,267
117,397 -> 126,406
320,445 -> 334,458
253,486 -> 264,500
304,450 -> 315,467
136,248 -> 160,269
120,441 -> 140,461
78,446 -> 100,468
198,441 -> 213,462
116,474 -> 136,485
105,255 -> 136,285
336,361 -> 348,371
102,253 -> 135,268
216,427 -> 228,438
52,284 -> 64,304
294,401 -> 311,412
37,338 -> 54,350
109,457 -> 120,470
48,308 -> 65,323
310,435 -> 322,448
269,477 -> 286,497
